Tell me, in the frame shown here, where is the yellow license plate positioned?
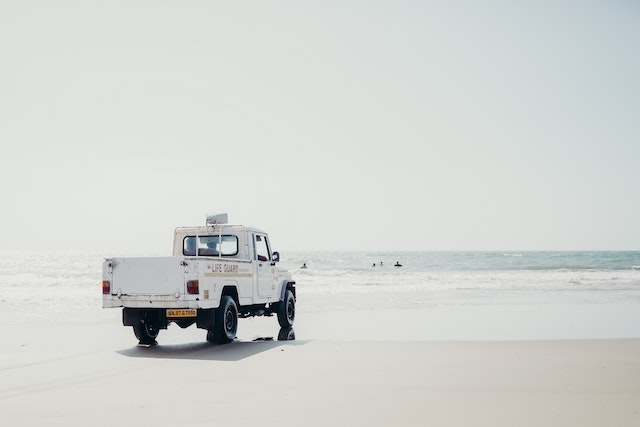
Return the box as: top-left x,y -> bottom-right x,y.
166,309 -> 197,318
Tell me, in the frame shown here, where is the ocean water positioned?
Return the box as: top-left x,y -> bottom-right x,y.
1,250 -> 639,339
285,250 -> 640,273
278,251 -> 640,340
279,251 -> 640,309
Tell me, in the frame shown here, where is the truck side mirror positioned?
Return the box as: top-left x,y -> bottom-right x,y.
272,251 -> 280,263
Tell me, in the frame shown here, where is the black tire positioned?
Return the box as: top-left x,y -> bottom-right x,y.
207,295 -> 238,344
133,321 -> 159,345
277,289 -> 295,328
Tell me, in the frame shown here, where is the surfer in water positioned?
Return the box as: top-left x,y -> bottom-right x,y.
394,261 -> 402,267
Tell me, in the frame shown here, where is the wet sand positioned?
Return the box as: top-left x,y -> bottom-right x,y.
1,310 -> 639,426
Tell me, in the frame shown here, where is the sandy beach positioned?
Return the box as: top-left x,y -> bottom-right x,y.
1,307 -> 639,427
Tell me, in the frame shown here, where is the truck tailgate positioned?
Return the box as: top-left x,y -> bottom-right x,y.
111,257 -> 186,296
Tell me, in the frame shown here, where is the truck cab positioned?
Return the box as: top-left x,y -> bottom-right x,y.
171,224 -> 283,304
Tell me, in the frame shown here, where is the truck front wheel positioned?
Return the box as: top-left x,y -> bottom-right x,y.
207,295 -> 238,344
277,290 -> 296,328
133,321 -> 159,345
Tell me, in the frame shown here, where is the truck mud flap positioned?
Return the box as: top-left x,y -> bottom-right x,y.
122,308 -> 167,329
196,309 -> 215,330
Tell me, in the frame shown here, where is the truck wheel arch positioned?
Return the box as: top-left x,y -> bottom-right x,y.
221,285 -> 240,307
279,280 -> 296,301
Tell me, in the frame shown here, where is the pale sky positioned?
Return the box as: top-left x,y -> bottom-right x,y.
1,1 -> 638,252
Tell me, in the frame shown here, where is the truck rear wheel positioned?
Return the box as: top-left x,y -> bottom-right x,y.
207,295 -> 238,344
277,290 -> 295,328
133,321 -> 159,345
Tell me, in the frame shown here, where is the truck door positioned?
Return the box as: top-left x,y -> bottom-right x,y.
254,233 -> 277,298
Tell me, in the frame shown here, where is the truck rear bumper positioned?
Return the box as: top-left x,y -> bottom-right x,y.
122,307 -> 215,330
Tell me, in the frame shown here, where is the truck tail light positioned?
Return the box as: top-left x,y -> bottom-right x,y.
187,280 -> 199,295
102,281 -> 111,295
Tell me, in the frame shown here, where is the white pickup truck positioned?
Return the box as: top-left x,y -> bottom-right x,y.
102,214 -> 296,345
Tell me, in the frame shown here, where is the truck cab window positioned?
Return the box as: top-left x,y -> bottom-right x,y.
219,235 -> 237,255
183,237 -> 197,256
183,235 -> 239,256
255,235 -> 270,262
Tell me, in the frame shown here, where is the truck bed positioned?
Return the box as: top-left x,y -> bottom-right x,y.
109,257 -> 188,297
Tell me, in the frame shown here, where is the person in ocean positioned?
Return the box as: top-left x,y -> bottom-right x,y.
372,263 -> 376,267
301,263 -> 307,269
394,261 -> 402,267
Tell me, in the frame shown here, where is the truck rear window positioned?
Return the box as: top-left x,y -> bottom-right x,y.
183,235 -> 238,257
